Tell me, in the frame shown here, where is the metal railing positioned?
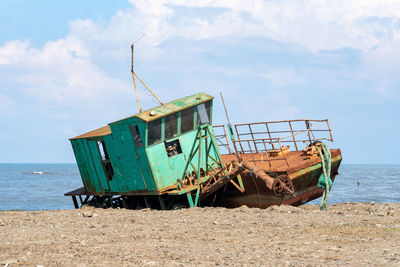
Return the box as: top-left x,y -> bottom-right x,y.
234,119 -> 332,152
213,119 -> 333,168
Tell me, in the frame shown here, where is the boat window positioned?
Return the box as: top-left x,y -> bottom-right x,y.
129,125 -> 143,147
197,101 -> 211,125
96,141 -> 114,180
148,119 -> 162,145
181,107 -> 194,133
165,113 -> 178,140
164,139 -> 182,157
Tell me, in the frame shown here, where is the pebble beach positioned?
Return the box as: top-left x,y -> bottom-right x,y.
1,202 -> 400,266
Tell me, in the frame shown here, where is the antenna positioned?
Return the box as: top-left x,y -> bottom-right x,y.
131,34 -> 145,112
130,35 -> 163,113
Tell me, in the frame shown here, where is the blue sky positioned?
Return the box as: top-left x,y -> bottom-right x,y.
0,0 -> 399,164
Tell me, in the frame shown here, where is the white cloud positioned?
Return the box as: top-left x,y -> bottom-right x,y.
56,0 -> 400,64
0,36 -> 131,108
0,40 -> 31,64
64,0 -> 400,97
1,0 -> 399,119
103,0 -> 400,53
3,1 -> 399,72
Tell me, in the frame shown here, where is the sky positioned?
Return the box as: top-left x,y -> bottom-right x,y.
0,0 -> 399,164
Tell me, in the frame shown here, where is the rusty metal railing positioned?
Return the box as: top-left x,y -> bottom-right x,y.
234,119 -> 333,152
213,119 -> 333,169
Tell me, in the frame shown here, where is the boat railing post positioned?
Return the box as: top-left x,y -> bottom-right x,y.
248,124 -> 258,153
265,122 -> 275,150
247,140 -> 252,154
326,119 -> 333,142
288,121 -> 298,151
262,138 -> 272,170
305,120 -> 312,145
278,138 -> 290,168
235,125 -> 245,153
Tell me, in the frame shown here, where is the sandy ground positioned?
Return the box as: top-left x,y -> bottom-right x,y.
1,203 -> 400,266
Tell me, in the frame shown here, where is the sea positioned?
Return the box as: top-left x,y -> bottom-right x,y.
0,163 -> 399,211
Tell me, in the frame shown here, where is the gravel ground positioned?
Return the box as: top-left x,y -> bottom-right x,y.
1,203 -> 400,266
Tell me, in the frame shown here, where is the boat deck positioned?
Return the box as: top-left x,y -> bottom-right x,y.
220,149 -> 342,174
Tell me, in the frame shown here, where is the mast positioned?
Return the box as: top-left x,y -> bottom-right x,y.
130,35 -> 163,112
131,41 -> 142,112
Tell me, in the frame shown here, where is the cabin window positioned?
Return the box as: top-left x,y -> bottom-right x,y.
164,139 -> 182,157
97,141 -> 114,180
197,101 -> 211,125
181,107 -> 194,133
148,118 -> 162,145
165,113 -> 178,140
129,125 -> 143,147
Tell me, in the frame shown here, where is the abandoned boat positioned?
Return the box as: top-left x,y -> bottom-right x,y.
65,92 -> 342,210
65,42 -> 342,210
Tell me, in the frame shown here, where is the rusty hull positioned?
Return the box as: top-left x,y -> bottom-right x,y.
216,149 -> 342,209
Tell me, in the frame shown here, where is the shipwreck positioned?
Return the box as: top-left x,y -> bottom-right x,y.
65,42 -> 342,210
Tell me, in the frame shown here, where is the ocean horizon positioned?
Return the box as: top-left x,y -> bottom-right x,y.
0,163 -> 399,211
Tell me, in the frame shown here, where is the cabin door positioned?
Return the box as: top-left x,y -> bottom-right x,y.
87,139 -> 111,192
127,125 -> 148,190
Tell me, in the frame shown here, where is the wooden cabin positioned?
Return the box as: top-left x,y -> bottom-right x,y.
69,92 -> 219,196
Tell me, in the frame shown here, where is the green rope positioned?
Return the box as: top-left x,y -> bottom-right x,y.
316,143 -> 332,211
